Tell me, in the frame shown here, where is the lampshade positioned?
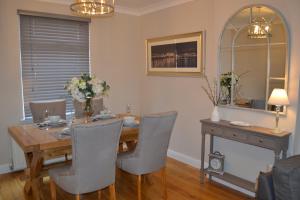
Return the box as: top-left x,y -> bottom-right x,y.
268,89 -> 290,106
70,0 -> 115,16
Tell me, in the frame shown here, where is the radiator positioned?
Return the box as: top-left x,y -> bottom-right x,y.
11,139 -> 26,171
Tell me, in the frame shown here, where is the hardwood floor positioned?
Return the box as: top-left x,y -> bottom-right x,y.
0,158 -> 253,200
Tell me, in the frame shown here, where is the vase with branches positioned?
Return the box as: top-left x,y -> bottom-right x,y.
202,75 -> 221,121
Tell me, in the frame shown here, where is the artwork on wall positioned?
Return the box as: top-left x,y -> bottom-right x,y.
146,31 -> 205,77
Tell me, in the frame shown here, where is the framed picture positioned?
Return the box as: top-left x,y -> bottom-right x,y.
146,31 -> 205,77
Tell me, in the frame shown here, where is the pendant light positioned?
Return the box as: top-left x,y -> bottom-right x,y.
70,0 -> 115,17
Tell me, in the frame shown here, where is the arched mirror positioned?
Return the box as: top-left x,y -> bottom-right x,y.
219,5 -> 289,112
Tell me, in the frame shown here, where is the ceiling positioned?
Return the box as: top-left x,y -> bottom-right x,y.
37,0 -> 193,15
117,0 -> 163,9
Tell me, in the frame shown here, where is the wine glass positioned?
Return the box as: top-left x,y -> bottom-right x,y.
126,104 -> 131,114
44,109 -> 49,130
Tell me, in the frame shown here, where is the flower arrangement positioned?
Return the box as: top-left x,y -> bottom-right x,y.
220,71 -> 249,104
65,74 -> 110,115
201,75 -> 221,106
220,72 -> 239,89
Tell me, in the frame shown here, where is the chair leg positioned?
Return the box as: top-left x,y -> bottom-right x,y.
65,153 -> 68,161
137,175 -> 142,200
109,184 -> 116,200
50,179 -> 56,200
98,189 -> 102,200
75,194 -> 80,200
161,167 -> 167,200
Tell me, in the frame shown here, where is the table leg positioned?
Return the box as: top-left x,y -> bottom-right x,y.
282,149 -> 287,159
29,151 -> 44,200
24,152 -> 33,194
274,150 -> 281,164
200,133 -> 206,184
209,135 -> 214,181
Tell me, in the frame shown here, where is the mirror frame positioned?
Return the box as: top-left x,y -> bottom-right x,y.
217,4 -> 290,114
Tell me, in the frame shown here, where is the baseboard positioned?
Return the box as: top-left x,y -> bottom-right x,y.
167,149 -> 208,169
167,149 -> 255,197
0,163 -> 11,174
212,177 -> 255,197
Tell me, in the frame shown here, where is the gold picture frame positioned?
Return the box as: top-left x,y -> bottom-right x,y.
146,31 -> 205,77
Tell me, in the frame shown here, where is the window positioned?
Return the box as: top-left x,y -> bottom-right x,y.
20,14 -> 90,119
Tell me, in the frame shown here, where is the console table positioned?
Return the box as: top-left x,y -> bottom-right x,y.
200,119 -> 291,192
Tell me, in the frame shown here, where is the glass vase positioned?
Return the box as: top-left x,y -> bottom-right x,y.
84,97 -> 93,123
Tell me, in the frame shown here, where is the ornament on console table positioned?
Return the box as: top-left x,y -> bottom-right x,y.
208,151 -> 225,175
201,75 -> 221,122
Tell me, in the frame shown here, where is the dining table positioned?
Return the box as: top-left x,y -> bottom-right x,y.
8,114 -> 139,200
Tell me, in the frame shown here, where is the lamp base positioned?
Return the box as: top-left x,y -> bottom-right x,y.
271,128 -> 283,134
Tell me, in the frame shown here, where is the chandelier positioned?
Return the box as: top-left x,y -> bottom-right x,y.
70,0 -> 115,17
248,7 -> 272,39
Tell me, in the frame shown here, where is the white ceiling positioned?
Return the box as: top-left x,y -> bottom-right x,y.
37,0 -> 194,15
117,0 -> 163,9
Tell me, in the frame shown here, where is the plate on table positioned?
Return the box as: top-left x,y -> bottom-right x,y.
123,120 -> 140,128
42,119 -> 67,127
229,121 -> 251,127
92,114 -> 116,121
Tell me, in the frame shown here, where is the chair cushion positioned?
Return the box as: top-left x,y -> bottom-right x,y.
273,155 -> 300,200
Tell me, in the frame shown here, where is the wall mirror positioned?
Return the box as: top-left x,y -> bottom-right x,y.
219,5 -> 289,113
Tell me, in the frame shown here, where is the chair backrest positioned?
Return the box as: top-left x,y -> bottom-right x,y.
29,99 -> 66,123
73,98 -> 103,118
133,111 -> 177,174
71,119 -> 123,192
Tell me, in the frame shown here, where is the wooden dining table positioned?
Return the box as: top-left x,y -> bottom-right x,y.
8,115 -> 139,200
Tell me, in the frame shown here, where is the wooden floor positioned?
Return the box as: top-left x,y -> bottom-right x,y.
0,158 -> 253,200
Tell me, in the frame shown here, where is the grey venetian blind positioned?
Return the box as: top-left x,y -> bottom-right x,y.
20,14 -> 90,118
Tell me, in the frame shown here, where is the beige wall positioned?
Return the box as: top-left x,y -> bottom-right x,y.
140,0 -> 215,162
90,14 -> 142,115
140,0 -> 300,182
0,0 -> 72,165
1,0 -> 300,188
214,0 -> 300,180
0,0 -> 142,165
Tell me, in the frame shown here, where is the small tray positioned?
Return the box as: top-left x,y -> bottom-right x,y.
230,121 -> 251,127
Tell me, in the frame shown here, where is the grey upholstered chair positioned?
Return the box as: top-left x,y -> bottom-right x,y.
117,111 -> 177,200
49,119 -> 123,200
29,99 -> 66,123
73,98 -> 104,118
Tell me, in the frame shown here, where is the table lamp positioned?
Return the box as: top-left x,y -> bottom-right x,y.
267,89 -> 289,133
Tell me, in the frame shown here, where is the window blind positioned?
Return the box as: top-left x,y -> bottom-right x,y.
20,15 -> 90,118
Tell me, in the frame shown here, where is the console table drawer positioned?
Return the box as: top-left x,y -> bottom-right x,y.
248,135 -> 276,148
224,129 -> 248,142
203,126 -> 223,136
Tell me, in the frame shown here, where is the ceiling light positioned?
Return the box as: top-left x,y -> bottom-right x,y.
70,0 -> 115,17
248,7 -> 272,39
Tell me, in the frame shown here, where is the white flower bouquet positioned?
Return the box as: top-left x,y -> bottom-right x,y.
65,74 -> 110,114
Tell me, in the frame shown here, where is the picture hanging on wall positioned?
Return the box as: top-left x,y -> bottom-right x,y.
146,31 -> 205,77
